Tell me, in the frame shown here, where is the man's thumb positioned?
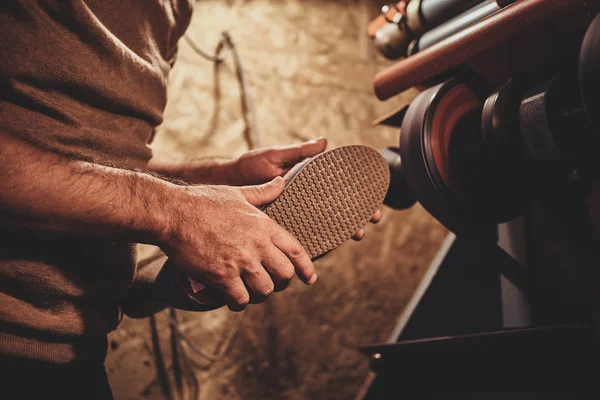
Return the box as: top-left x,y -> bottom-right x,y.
241,176 -> 285,206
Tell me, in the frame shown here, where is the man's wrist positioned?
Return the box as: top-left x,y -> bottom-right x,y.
215,157 -> 244,186
127,177 -> 183,247
148,154 -> 240,186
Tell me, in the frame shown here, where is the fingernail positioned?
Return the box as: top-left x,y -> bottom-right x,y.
307,273 -> 318,285
272,176 -> 284,185
309,137 -> 325,144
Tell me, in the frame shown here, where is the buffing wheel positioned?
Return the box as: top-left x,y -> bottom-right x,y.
400,79 -> 527,234
373,22 -> 412,60
400,80 -> 480,234
394,13 -> 600,234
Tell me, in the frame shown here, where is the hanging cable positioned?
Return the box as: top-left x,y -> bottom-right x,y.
220,31 -> 261,149
170,308 -> 200,400
184,32 -> 226,64
183,30 -> 260,149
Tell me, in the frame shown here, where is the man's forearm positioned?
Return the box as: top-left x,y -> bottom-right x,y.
0,129 -> 177,244
147,153 -> 236,185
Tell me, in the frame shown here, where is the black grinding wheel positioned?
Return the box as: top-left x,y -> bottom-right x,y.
479,79 -> 530,221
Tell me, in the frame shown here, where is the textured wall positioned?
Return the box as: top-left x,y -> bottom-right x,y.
106,1 -> 447,399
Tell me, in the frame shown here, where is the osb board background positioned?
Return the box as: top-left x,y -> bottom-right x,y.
106,1 -> 448,399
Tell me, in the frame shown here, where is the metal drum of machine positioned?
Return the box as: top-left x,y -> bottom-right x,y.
381,13 -> 600,238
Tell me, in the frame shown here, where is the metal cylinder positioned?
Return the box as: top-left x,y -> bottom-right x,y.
406,0 -> 424,34
409,0 -> 501,55
420,0 -> 485,28
373,22 -> 412,59
380,147 -> 417,210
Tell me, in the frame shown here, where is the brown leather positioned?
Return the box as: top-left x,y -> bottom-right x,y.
373,0 -> 591,100
368,2 -> 407,38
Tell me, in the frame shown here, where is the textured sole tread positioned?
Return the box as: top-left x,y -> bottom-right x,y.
262,145 -> 390,259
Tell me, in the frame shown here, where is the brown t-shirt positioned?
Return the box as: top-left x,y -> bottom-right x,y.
0,0 -> 193,363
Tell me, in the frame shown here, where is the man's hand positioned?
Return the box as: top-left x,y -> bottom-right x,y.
228,137 -> 328,186
353,209 -> 382,241
147,138 -> 328,186
161,177 -> 317,311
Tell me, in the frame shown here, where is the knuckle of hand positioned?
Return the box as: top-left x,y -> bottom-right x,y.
252,185 -> 264,196
267,219 -> 282,231
282,268 -> 295,281
236,251 -> 254,268
212,265 -> 230,280
289,242 -> 305,258
235,253 -> 249,265
253,236 -> 269,250
222,262 -> 240,277
233,292 -> 250,306
260,284 -> 274,297
244,263 -> 261,275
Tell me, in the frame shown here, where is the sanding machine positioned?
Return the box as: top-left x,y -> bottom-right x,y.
382,37 -> 600,234
361,0 -> 600,397
380,4 -> 599,229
